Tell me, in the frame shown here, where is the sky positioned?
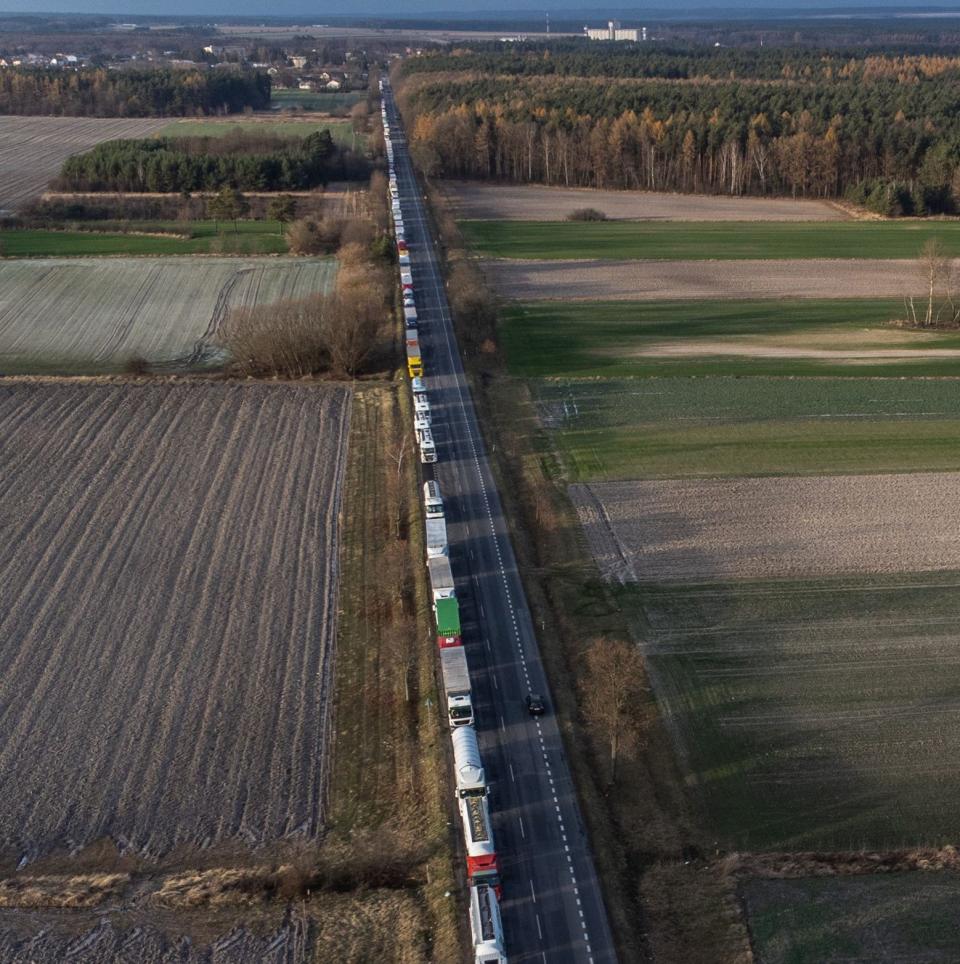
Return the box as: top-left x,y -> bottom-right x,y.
3,0 -> 959,16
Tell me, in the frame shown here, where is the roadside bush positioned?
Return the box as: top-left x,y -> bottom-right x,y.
287,217 -> 341,255
567,207 -> 607,221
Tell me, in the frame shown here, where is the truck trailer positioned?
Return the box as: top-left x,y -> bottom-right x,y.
435,596 -> 461,648
469,884 -> 507,964
428,554 -> 456,602
459,795 -> 501,895
425,516 -> 447,557
441,646 -> 473,727
452,724 -> 484,794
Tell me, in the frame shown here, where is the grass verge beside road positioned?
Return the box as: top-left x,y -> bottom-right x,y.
463,219 -> 960,261
330,382 -> 460,957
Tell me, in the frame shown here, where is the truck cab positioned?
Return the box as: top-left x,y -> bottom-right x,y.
423,480 -> 444,518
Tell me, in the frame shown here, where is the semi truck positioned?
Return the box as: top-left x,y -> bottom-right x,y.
404,306 -> 418,326
428,554 -> 455,602
435,595 -> 462,648
460,795 -> 501,895
469,885 -> 507,964
440,645 -> 473,727
452,724 -> 484,794
406,340 -> 423,378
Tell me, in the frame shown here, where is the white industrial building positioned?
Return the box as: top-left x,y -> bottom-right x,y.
585,20 -> 647,42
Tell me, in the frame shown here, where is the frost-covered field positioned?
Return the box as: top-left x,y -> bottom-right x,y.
0,257 -> 336,372
0,116 -> 167,214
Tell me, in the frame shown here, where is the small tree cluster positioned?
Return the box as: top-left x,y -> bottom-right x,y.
567,207 -> 607,221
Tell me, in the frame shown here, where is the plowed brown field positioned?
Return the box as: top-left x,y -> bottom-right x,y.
0,382 -> 350,860
484,257 -> 931,301
0,116 -> 167,214
443,181 -> 848,222
572,472 -> 960,583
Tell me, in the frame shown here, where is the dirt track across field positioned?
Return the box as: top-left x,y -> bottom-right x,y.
444,180 -> 849,222
571,472 -> 960,583
0,382 -> 349,859
0,116 -> 167,215
484,257 -> 932,301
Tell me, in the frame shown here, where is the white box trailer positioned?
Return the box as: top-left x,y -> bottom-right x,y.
425,515 -> 447,557
428,555 -> 455,601
469,884 -> 507,964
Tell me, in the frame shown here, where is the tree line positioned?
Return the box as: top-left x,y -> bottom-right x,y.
58,130 -> 369,192
0,67 -> 270,116
397,50 -> 960,211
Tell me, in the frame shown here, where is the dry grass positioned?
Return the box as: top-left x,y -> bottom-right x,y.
482,257 -> 933,301
0,874 -> 128,909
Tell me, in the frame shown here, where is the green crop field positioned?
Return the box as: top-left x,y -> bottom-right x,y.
156,117 -> 362,146
624,573 -> 960,850
0,221 -> 289,257
742,874 -> 960,963
535,377 -> 960,480
463,219 -> 960,261
503,300 -> 960,379
270,89 -> 367,111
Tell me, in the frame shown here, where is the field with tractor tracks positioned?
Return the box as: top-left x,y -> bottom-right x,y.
0,382 -> 350,860
0,257 -> 336,373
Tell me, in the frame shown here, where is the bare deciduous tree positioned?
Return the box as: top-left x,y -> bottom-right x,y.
905,238 -> 960,329
580,638 -> 650,785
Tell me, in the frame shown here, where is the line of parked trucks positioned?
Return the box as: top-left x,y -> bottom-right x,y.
381,82 -> 507,964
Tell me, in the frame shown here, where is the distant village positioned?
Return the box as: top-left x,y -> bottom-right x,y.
0,40 -> 369,97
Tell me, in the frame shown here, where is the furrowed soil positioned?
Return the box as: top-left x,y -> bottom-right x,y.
0,116 -> 168,215
442,181 -> 849,222
0,382 -> 350,860
0,382 -> 459,962
483,257 -> 932,301
571,472 -> 960,583
741,873 -> 960,962
0,257 -> 336,374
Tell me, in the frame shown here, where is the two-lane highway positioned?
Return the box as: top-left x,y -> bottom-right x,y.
384,88 -> 617,964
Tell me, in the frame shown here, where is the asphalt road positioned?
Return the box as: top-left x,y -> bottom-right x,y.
384,89 -> 618,964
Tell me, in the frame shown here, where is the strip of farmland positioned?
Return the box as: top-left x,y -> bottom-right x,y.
483,257 -> 935,302
0,116 -> 168,215
443,181 -> 848,222
0,382 -> 350,860
0,257 -> 336,373
572,472 -> 960,583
